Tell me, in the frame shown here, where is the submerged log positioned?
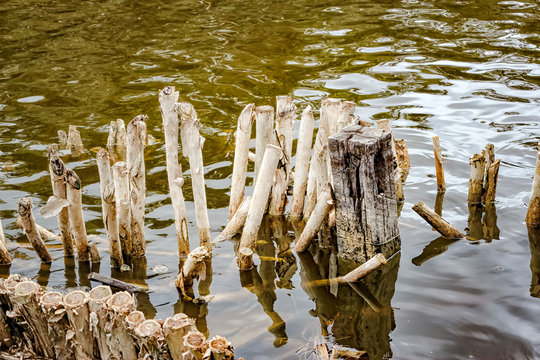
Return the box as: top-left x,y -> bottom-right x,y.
432,135 -> 445,192
17,198 -> 52,263
254,105 -> 274,184
412,202 -> 465,239
159,87 -> 190,256
0,221 -> 11,265
65,169 -> 90,262
329,126 -> 400,263
49,156 -> 74,256
527,143 -> 540,226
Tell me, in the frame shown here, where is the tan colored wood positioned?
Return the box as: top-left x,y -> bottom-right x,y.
484,159 -> 501,203
0,221 -> 11,265
105,291 -> 138,359
395,138 -> 410,182
526,143 -> 540,226
67,125 -> 84,156
468,152 -> 486,204
159,87 -> 190,256
254,105 -> 274,184
58,130 -> 68,150
294,190 -> 333,253
237,247 -> 254,271
48,156 -> 74,256
216,196 -> 251,241
164,313 -> 196,360
341,254 -> 387,282
17,198 -> 52,263
184,330 -> 207,360
65,169 -> 90,262
204,335 -> 234,360
432,136 -> 445,192
15,216 -> 59,242
412,201 -> 465,239
134,319 -> 169,359
112,161 -> 132,257
229,104 -> 255,220
178,102 -> 211,250
63,290 -> 93,359
175,246 -> 210,294
39,291 -> 73,359
88,286 -> 113,359
88,242 -> 100,263
377,119 -> 404,202
304,125 -> 329,220
336,101 -> 356,133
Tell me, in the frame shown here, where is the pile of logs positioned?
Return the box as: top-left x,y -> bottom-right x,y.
0,274 -> 234,360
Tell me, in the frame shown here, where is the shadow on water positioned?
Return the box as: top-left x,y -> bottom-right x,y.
412,236 -> 459,266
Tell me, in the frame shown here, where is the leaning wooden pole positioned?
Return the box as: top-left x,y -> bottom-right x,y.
17,198 -> 52,263
229,104 -> 255,220
49,156 -> 74,256
159,87 -> 190,256
96,149 -> 123,268
412,202 -> 465,239
484,158 -> 501,203
290,105 -> 315,218
526,143 -> 540,226
254,105 -> 274,184
178,102 -> 212,250
127,115 -> 147,257
432,135 -> 445,192
294,190 -> 333,253
112,162 -> 132,257
65,169 -> 90,262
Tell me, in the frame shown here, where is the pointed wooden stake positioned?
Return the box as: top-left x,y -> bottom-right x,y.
65,169 -> 90,262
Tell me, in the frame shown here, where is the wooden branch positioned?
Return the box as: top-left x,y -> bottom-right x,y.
395,138 -> 410,182
290,105 -> 315,218
294,190 -> 333,253
254,105 -> 274,184
159,87 -> 190,256
468,152 -> 485,204
15,217 -> 59,242
17,198 -> 52,263
484,159 -> 501,203
164,313 -> 196,360
112,161 -> 132,257
229,104 -> 255,220
0,221 -> 11,265
175,246 -> 210,294
97,149 -> 123,268
216,196 -> 251,241
341,253 -> 387,282
412,202 -> 465,239
527,143 -> 540,226
88,272 -> 141,292
178,102 -> 211,250
127,115 -> 147,257
65,168 -> 90,262
432,135 -> 445,192
49,156 -> 74,256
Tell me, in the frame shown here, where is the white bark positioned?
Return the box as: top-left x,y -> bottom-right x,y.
0,221 -> 11,265
17,198 -> 52,263
294,190 -> 333,253
216,196 -> 251,241
65,169 -> 90,262
468,152 -> 485,204
341,253 -> 387,282
49,155 -> 74,256
63,290 -> 93,359
163,313 -> 196,360
254,105 -> 274,184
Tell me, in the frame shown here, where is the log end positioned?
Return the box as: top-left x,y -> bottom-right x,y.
126,311 -> 146,329
106,291 -> 135,313
40,291 -> 63,309
88,285 -> 112,303
237,247 -> 254,271
135,319 -> 162,339
14,281 -> 40,297
63,290 -> 88,309
163,313 -> 195,334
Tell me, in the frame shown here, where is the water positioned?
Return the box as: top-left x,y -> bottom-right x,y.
1,0 -> 540,358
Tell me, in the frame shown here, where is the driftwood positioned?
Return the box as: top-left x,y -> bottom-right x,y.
159,87 -> 190,256
304,122 -> 330,220
112,161 -> 132,257
254,105 -> 274,184
229,104 -> 255,220
48,156 -> 74,256
341,254 -> 387,282
432,136 -> 445,192
17,198 -> 52,263
412,202 -> 465,239
468,152 -> 485,204
527,143 -> 540,226
88,272 -> 142,292
0,221 -> 11,265
127,115 -> 147,257
65,169 -> 90,262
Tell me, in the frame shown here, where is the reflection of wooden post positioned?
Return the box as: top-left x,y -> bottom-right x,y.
432,136 -> 445,192
526,144 -> 540,226
412,236 -> 459,266
528,226 -> 540,297
254,105 -> 274,184
482,203 -> 500,241
329,126 -> 400,263
467,204 -> 484,240
17,198 -> 52,263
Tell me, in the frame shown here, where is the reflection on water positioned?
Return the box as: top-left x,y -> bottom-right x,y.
529,226 -> 540,298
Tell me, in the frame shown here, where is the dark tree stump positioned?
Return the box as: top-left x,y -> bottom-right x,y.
329,126 -> 400,263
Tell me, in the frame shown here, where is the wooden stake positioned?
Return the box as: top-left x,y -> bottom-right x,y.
159,87 -> 190,256
175,246 -> 210,294
65,169 -> 90,262
184,330 -> 207,360
88,286 -> 113,359
395,138 -> 410,182
205,335 -> 234,360
377,119 -> 404,202
336,101 -> 356,133
484,159 -> 501,203
96,149 -> 123,268
238,145 -> 282,267
88,242 -> 101,263
112,161 -> 132,257
17,198 -> 52,263
468,152 -> 486,204
304,126 -> 330,220
178,102 -> 211,250
290,105 -> 315,218
105,291 -> 138,359
269,96 -> 296,215
125,311 -> 145,330
216,196 -> 251,241
67,125 -> 84,156
63,290 -> 93,359
58,130 -> 68,150
134,319 -> 168,359
294,190 -> 333,253
526,143 -> 540,226
254,105 -> 274,184
432,136 -> 445,192
321,98 -> 342,136
0,221 -> 11,265
412,202 -> 465,239
49,155 -> 74,256
39,291 -> 73,359
229,104 -> 255,220
164,313 -> 196,360
237,247 -> 254,270
341,253 -> 387,282
127,115 -> 147,257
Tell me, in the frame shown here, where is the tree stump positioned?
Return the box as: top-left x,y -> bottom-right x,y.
328,126 -> 400,263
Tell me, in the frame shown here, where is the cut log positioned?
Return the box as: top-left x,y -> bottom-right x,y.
412,202 -> 465,239
294,190 -> 333,253
527,143 -> 540,226
88,272 -> 141,292
204,335 -> 234,360
65,169 -> 90,262
329,126 -> 400,263
17,198 -> 52,263
39,291 -> 73,359
483,143 -> 495,192
97,149 -> 123,268
341,254 -> 387,282
468,152 -> 485,204
254,105 -> 274,184
184,330 -> 207,360
0,221 -> 11,265
237,247 -> 254,271
159,87 -> 190,256
112,162 -> 132,257
321,98 -> 342,137
163,313 -> 196,360
336,101 -> 356,133
127,115 -> 147,257
125,310 -> 145,330
134,319 -> 169,359
48,156 -> 74,256
63,290 -> 93,359
175,246 -> 210,294
229,104 -> 255,220
58,130 -> 68,150
67,125 -> 84,156
178,102 -> 211,250
484,159 -> 501,204
290,105 -> 315,218
216,196 -> 251,241
304,125 -> 330,220
88,285 -> 113,359
432,135 -> 445,192
88,243 -> 101,263
377,119 -> 404,202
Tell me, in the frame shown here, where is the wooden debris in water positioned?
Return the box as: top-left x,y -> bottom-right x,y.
164,313 -> 196,360
127,115 -> 147,257
526,142 -> 540,226
48,155 -> 74,256
432,135 -> 445,192
112,161 -> 132,257
395,138 -> 410,182
17,198 -> 52,263
377,119 -> 404,202
216,196 -> 251,241
65,168 -> 90,261
106,291 -> 138,359
237,247 -> 254,271
412,201 -> 465,239
88,272 -> 141,292
468,152 -> 485,204
341,253 -> 387,283
67,125 -> 84,156
294,190 -> 333,253
254,105 -> 274,184
159,86 -> 190,256
0,220 -> 11,265
178,102 -> 212,250
229,104 -> 255,220
176,246 -> 210,295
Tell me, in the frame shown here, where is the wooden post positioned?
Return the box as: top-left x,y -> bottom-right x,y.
377,119 -> 404,202
163,313 -> 196,360
395,138 -> 410,182
412,202 -> 465,239
175,246 -> 210,294
304,126 -> 330,220
269,96 -> 296,215
105,292 -> 138,359
134,319 -> 168,359
321,98 -> 342,137
116,119 -> 127,161
67,125 -> 84,156
127,115 -> 147,257
229,104 -> 255,220
254,105 -> 274,184
432,135 -> 445,192
527,143 -> 540,226
159,87 -> 190,256
290,105 -> 315,218
336,101 -> 356,133
468,152 -> 485,204
17,198 -> 52,263
0,220 -> 11,265
484,159 -> 501,203
178,102 -> 211,250
216,196 -> 251,241
97,149 -> 123,268
184,330 -> 207,360
40,291 -> 73,359
294,190 -> 333,253
329,126 -> 400,263
207,335 -> 234,360
65,169 -> 90,262
112,162 -> 132,257
238,145 -> 282,269
88,285 -> 113,359
63,290 -> 94,359
49,155 -> 74,256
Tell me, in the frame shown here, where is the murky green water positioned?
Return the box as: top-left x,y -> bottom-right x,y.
1,0 -> 540,358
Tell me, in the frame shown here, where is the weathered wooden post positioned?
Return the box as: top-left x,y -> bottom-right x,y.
18,198 -> 52,263
49,156 -> 74,256
329,126 -> 400,263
